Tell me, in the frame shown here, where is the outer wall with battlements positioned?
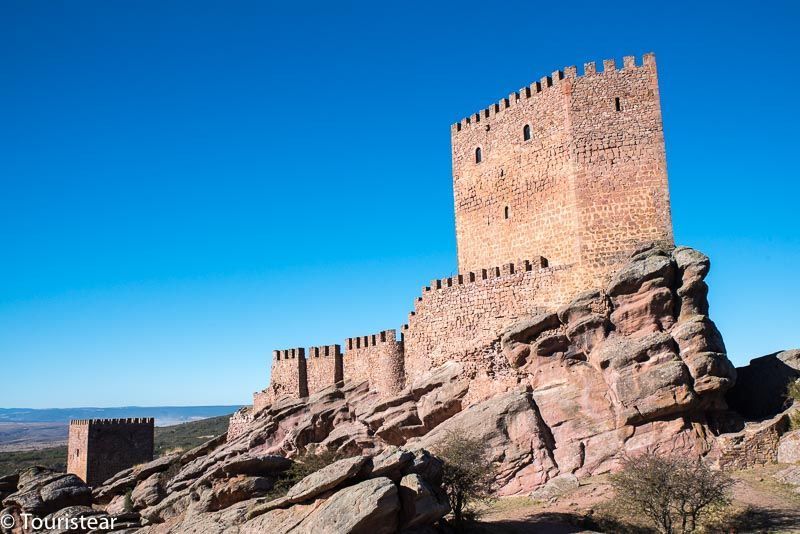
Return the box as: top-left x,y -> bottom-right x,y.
235,54 -> 674,427
67,418 -> 154,487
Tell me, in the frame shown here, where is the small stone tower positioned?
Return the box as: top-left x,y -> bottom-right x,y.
67,418 -> 155,486
451,53 -> 673,287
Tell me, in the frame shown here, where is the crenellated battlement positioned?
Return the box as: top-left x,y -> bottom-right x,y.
273,348 -> 305,361
343,329 -> 404,395
306,344 -> 343,394
452,53 -> 656,134
345,329 -> 398,351
307,344 -> 342,358
406,258 -> 549,323
70,418 -> 155,425
425,257 -> 547,293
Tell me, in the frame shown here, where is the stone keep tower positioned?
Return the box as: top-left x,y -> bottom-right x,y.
67,418 -> 154,486
451,53 -> 673,287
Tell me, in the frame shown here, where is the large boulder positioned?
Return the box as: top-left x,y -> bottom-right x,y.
221,454 -> 292,477
398,473 -> 449,528
778,429 -> 800,464
2,468 -> 91,517
368,446 -> 415,481
195,475 -> 274,513
411,388 -> 557,495
727,350 -> 800,419
131,473 -> 164,509
285,455 -> 369,503
243,477 -> 399,534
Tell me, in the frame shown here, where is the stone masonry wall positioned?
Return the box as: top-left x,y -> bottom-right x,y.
253,390 -> 272,414
706,413 -> 791,470
306,344 -> 343,395
569,54 -> 673,283
227,407 -> 254,441
345,330 -> 405,396
269,348 -> 308,400
451,53 -> 672,289
68,418 -> 154,487
403,259 -> 580,383
452,71 -> 577,275
67,421 -> 89,484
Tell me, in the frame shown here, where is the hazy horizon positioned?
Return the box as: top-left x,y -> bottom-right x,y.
0,406 -> 241,425
0,404 -> 241,411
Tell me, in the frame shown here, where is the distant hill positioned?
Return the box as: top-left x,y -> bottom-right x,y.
0,414 -> 232,477
0,406 -> 241,426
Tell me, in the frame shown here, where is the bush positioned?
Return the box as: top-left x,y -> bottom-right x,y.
123,489 -> 133,513
434,431 -> 496,529
788,379 -> 800,429
609,452 -> 734,534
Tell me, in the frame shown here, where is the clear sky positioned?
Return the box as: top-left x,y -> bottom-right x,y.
1,1 -> 798,408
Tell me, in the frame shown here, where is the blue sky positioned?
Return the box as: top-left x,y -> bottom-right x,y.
1,1 -> 798,408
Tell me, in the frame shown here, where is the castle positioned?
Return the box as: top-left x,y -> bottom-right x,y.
67,418 -> 155,486
238,53 -> 673,425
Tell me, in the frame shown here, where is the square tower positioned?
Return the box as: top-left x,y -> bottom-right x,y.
451,53 -> 673,287
269,348 -> 308,399
67,418 -> 155,486
306,344 -> 343,395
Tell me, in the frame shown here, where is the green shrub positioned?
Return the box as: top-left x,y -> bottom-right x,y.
434,431 -> 496,529
788,379 -> 800,429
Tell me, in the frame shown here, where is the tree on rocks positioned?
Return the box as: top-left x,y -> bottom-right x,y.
434,431 -> 495,529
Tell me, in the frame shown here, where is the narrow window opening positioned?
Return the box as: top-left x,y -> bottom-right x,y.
614,97 -> 622,112
475,147 -> 482,163
504,206 -> 510,219
523,124 -> 531,141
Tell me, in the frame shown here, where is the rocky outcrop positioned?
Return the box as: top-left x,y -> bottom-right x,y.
495,245 -> 738,478
127,447 -> 446,534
